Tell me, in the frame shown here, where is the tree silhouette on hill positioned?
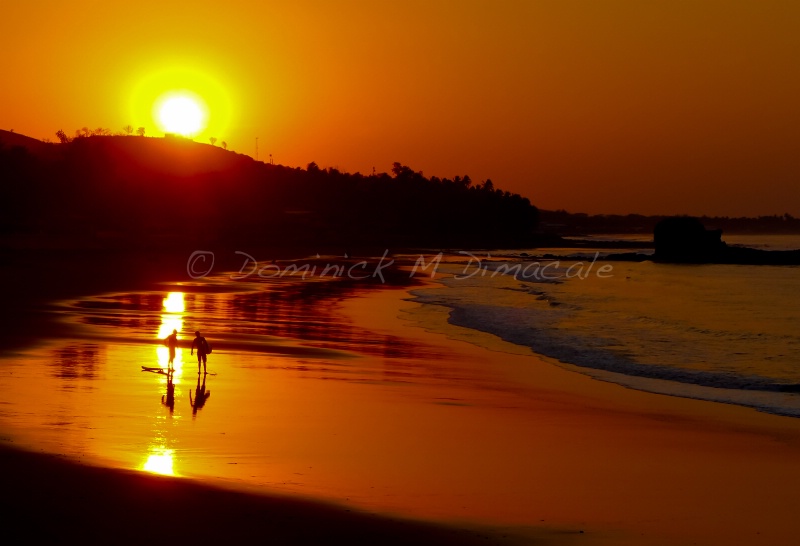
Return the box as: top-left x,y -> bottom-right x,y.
0,135 -> 539,249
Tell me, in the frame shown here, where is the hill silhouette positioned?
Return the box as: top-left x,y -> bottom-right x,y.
0,133 -> 538,250
0,129 -> 54,156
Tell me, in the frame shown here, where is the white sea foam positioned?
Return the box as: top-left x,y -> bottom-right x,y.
411,249 -> 800,417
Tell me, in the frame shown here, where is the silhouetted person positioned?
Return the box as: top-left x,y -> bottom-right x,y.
164,329 -> 179,368
189,373 -> 210,416
190,330 -> 210,374
161,369 -> 175,413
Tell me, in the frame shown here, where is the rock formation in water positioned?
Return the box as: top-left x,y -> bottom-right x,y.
653,216 -> 800,265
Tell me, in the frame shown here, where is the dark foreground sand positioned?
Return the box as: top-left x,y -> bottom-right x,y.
0,445 -> 571,545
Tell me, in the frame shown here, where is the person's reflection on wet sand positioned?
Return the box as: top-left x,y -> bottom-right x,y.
161,369 -> 175,413
189,373 -> 210,417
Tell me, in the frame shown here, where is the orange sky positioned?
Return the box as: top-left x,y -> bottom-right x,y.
2,1 -> 799,216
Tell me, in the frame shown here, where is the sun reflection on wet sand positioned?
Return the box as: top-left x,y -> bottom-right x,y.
157,292 -> 185,372
156,346 -> 184,371
157,317 -> 183,342
143,448 -> 175,476
142,293 -> 190,472
162,292 -> 185,314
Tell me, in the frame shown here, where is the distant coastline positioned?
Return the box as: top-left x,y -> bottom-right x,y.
538,208 -> 800,237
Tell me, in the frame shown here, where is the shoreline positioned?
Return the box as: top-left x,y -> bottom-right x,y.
408,257 -> 800,419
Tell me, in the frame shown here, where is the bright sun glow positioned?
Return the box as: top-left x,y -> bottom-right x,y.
163,292 -> 186,314
158,292 -> 185,339
143,450 -> 175,476
130,66 -> 233,142
155,92 -> 207,136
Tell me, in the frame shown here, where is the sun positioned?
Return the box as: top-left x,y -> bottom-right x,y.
155,91 -> 208,137
130,66 -> 234,142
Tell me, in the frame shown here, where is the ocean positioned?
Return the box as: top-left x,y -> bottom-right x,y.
412,234 -> 800,417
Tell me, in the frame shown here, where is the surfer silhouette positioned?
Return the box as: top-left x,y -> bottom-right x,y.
190,330 -> 210,374
189,373 -> 210,416
164,329 -> 179,368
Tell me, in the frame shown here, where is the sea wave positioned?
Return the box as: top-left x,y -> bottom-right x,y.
411,259 -> 800,417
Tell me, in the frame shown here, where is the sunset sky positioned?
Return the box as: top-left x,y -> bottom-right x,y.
3,1 -> 799,216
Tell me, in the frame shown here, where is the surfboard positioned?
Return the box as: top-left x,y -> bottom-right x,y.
142,366 -> 170,373
141,366 -> 216,376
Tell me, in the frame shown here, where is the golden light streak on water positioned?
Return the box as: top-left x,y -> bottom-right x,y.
163,292 -> 185,313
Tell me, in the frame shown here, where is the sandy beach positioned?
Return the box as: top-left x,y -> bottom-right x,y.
1,252 -> 799,545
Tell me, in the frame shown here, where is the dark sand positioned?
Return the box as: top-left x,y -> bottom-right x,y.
0,444 -> 568,545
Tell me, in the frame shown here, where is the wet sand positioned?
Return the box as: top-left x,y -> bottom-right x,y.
2,251 -> 800,545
